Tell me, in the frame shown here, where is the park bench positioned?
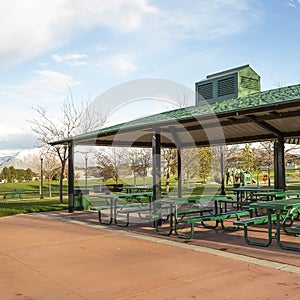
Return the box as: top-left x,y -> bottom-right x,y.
3,189 -> 26,200
176,210 -> 250,239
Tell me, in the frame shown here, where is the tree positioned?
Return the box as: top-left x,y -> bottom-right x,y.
0,167 -> 34,182
211,146 -> 223,184
259,141 -> 273,186
182,148 -> 199,187
162,148 -> 177,194
240,143 -> 257,171
25,168 -> 34,181
129,148 -> 151,185
96,148 -> 126,184
43,152 -> 60,199
30,92 -> 106,203
1,167 -> 11,182
1,166 -> 17,183
198,147 -> 212,182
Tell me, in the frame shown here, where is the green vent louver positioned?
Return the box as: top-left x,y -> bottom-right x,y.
195,64 -> 261,104
218,76 -> 235,97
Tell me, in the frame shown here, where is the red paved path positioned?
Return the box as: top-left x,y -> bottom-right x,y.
0,212 -> 299,299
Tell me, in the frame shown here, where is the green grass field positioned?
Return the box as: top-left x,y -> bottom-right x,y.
0,180 -> 69,217
0,200 -> 68,218
1,173 -> 300,218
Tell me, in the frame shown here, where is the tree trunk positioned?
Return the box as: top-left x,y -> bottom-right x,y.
48,180 -> 52,200
59,161 -> 65,203
166,165 -> 170,194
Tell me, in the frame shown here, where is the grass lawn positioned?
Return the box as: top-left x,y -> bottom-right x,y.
0,200 -> 68,218
1,175 -> 299,218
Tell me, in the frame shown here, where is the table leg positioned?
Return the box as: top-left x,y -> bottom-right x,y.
155,203 -> 173,236
276,209 -> 300,252
242,209 -> 273,247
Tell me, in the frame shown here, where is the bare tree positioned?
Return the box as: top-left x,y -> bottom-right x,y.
129,148 -> 151,185
95,148 -> 126,184
182,148 -> 199,187
163,148 -> 177,194
259,141 -> 273,186
30,92 -> 106,203
43,151 -> 60,200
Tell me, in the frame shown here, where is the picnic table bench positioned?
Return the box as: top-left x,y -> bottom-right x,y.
90,202 -> 142,225
152,196 -> 245,237
116,204 -> 154,227
291,225 -> 300,234
89,192 -> 153,226
177,210 -> 250,239
92,184 -> 123,193
153,205 -> 214,236
234,214 -> 278,247
3,189 -> 26,200
238,199 -> 300,251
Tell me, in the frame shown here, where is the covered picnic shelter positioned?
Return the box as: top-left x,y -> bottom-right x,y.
50,66 -> 300,212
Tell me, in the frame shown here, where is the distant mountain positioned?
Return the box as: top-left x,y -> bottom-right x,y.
0,155 -> 12,166
0,148 -> 41,173
0,156 -> 34,171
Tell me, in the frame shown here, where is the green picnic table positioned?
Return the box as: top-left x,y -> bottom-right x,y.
244,198 -> 300,252
253,190 -> 300,201
89,192 -> 153,226
153,195 -> 248,239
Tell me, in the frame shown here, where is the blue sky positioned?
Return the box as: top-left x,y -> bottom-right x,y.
0,0 -> 300,154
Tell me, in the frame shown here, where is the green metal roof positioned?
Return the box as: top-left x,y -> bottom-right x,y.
50,83 -> 300,147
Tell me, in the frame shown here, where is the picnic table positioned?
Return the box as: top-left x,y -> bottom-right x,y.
253,190 -> 300,201
122,185 -> 153,193
89,192 -> 153,226
153,195 -> 249,239
229,186 -> 283,209
238,198 -> 300,252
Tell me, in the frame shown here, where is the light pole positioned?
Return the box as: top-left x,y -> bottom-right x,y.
40,155 -> 44,199
85,153 -> 88,192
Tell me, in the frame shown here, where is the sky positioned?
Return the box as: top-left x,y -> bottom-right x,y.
1,0 -> 300,156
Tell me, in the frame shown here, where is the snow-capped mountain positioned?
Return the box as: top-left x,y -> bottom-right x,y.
0,149 -> 41,172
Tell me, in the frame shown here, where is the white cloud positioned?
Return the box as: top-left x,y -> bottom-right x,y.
51,53 -> 88,66
0,70 -> 80,105
152,0 -> 257,41
32,70 -> 81,89
288,0 -> 296,8
0,69 -> 81,148
288,0 -> 300,7
97,54 -> 139,76
0,0 -> 258,69
0,0 -> 158,68
0,132 -> 37,151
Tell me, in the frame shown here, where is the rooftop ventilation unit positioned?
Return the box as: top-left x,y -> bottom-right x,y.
195,64 -> 261,105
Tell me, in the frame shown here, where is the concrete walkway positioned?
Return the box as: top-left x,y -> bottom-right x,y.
0,213 -> 299,299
